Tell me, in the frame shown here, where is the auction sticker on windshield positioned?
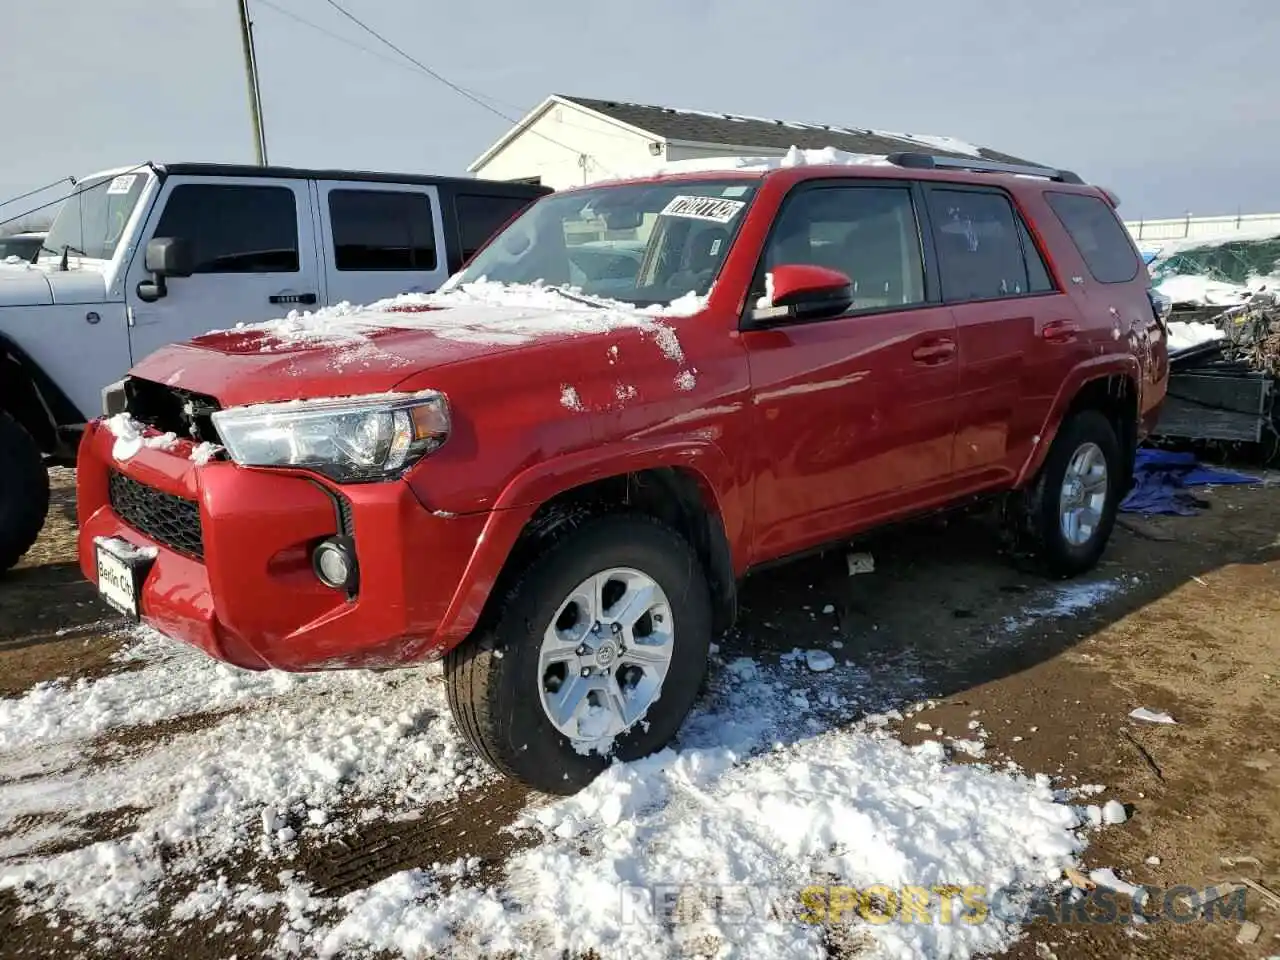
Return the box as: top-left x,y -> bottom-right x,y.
106,174 -> 138,195
660,195 -> 746,224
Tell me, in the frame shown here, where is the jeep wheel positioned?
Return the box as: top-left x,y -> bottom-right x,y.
445,514 -> 712,794
0,411 -> 50,574
1018,409 -> 1122,577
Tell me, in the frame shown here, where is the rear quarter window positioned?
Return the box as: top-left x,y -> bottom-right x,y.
1045,192 -> 1139,284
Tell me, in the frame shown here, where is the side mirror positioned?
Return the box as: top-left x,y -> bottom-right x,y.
145,237 -> 193,278
137,237 -> 193,303
747,263 -> 854,328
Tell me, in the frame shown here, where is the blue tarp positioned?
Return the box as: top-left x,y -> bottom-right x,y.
1119,448 -> 1259,516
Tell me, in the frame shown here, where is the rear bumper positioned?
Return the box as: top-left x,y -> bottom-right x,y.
76,421 -> 492,671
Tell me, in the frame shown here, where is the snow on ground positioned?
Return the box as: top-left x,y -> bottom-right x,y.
0,628 -> 488,938
1002,580 -> 1123,634
316,731 -> 1080,959
305,596 -> 1118,960
1166,319 -> 1226,353
0,578 -> 1125,957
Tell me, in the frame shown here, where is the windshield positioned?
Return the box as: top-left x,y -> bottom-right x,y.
42,171 -> 149,261
453,179 -> 758,306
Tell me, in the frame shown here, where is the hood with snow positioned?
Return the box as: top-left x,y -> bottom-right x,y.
129,280 -> 703,408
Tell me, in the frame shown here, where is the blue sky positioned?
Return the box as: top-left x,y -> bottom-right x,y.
2,0 -> 1277,222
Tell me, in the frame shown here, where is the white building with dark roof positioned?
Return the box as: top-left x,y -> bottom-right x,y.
468,94 -> 1037,190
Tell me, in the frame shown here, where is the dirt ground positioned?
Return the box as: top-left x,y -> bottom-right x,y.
2,466 -> 1279,958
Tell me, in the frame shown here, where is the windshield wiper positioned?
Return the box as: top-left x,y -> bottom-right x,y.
40,242 -> 89,271
550,285 -> 629,309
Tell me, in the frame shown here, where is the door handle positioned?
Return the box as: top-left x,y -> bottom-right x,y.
1042,319 -> 1079,344
270,293 -> 317,305
911,339 -> 956,365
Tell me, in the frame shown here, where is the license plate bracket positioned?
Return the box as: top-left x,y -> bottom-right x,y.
95,537 -> 155,620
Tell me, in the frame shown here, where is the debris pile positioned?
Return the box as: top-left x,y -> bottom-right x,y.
1153,289 -> 1280,451
1221,292 -> 1280,377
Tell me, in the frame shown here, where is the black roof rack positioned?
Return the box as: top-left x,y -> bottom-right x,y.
885,152 -> 1084,185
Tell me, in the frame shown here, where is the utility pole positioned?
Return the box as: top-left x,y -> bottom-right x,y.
237,0 -> 269,165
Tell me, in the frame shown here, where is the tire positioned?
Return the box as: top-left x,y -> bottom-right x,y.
1015,409 -> 1123,578
445,514 -> 713,795
0,411 -> 50,574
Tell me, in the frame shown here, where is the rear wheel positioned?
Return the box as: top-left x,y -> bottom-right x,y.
1016,409 -> 1122,577
445,514 -> 712,794
0,411 -> 50,574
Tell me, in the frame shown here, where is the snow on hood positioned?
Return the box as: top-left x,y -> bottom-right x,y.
199,279 -> 704,358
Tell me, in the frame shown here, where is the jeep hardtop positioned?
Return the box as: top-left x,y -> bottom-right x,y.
76,151 -> 1169,793
0,162 -> 547,571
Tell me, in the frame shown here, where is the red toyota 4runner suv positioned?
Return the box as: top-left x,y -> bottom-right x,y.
77,152 -> 1168,793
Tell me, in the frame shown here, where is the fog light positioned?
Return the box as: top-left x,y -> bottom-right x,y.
313,537 -> 358,592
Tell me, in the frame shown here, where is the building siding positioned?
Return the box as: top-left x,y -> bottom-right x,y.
472,104 -> 656,190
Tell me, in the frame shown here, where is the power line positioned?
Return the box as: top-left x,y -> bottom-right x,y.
316,0 -> 612,173
0,176 -> 77,212
255,0 -> 526,114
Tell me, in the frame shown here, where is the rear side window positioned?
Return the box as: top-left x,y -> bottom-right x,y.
927,189 -> 1035,302
328,189 -> 437,271
1045,192 -> 1139,283
455,194 -> 534,261
154,184 -> 298,273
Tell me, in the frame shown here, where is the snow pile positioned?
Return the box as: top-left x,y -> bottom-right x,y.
1155,274 -> 1253,307
600,145 -> 891,182
1166,319 -> 1226,353
873,130 -> 984,158
205,279 -> 697,355
311,731 -> 1083,959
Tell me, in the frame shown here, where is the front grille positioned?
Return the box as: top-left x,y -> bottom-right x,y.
125,377 -> 223,445
108,472 -> 205,560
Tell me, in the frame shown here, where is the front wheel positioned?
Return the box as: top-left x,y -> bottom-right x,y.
444,514 -> 713,794
1016,409 -> 1123,577
0,411 -> 50,574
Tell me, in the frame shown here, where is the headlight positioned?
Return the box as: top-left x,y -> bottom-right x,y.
210,391 -> 450,482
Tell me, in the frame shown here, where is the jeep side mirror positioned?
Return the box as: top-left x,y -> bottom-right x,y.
137,237 -> 194,303
745,263 -> 854,328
